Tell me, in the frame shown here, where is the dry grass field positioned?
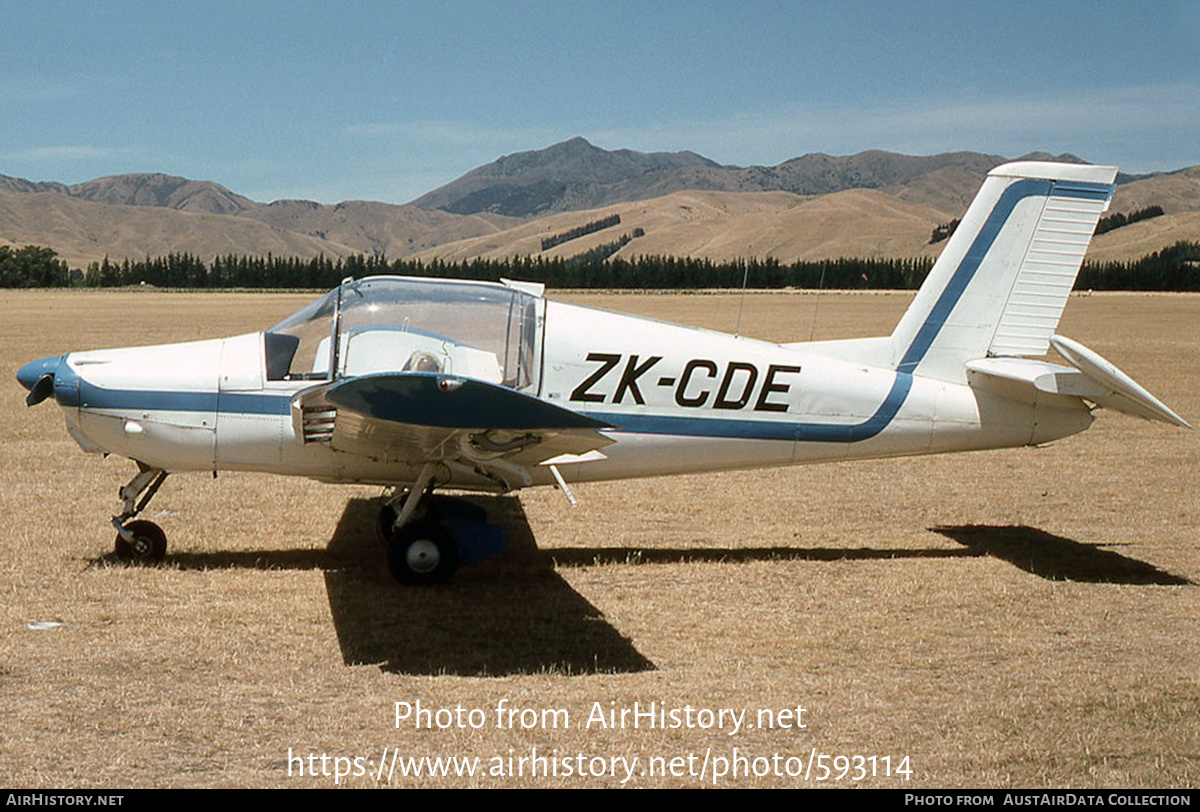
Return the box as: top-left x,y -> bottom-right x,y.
0,288 -> 1197,788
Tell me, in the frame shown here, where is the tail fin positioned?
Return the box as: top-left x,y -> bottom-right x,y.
890,161 -> 1117,382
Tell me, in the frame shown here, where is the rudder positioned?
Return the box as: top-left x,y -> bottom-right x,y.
889,161 -> 1117,383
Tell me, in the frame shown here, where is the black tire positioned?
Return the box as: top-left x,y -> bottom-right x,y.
377,497 -> 443,544
114,520 -> 167,563
387,520 -> 457,585
376,503 -> 398,545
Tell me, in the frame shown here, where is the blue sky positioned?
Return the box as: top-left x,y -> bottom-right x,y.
2,1 -> 1198,204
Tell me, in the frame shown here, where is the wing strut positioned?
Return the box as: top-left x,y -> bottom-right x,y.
547,464 -> 578,508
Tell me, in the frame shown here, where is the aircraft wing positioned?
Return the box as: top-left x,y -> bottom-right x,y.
304,372 -> 614,484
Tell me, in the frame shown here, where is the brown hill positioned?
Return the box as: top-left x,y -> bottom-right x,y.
416,188 -> 950,265
883,165 -> 999,214
1,146 -> 1197,271
0,172 -> 257,215
0,189 -> 356,268
66,173 -> 258,215
1088,211 -> 1200,263
411,139 -> 1022,218
1082,167 -> 1200,261
409,137 -> 724,216
239,199 -> 518,258
0,173 -> 520,268
1110,167 -> 1200,215
419,161 -> 1200,266
408,139 -> 1094,220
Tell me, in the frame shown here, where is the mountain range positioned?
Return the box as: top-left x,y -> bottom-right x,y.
2,138 -> 1198,270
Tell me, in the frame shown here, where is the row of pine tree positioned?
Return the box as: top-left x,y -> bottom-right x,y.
2,242 -> 1198,291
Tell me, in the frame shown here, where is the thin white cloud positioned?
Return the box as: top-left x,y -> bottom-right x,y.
592,84 -> 1200,173
340,120 -> 586,202
345,120 -> 556,150
3,145 -> 128,163
849,85 -> 1200,144
0,80 -> 81,103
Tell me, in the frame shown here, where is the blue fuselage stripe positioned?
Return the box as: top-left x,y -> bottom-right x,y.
584,373 -> 913,442
75,382 -> 293,416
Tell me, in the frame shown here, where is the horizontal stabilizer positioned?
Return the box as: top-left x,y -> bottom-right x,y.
965,357 -> 1096,407
1049,336 -> 1190,428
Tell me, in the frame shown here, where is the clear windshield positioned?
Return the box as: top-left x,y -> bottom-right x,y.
265,277 -> 541,391
265,287 -> 339,380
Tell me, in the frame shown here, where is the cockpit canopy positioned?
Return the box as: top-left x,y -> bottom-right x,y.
265,277 -> 542,391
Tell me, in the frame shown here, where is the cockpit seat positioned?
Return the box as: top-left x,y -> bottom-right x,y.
403,351 -> 442,372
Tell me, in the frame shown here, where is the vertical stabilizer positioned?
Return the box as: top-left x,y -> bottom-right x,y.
889,161 -> 1116,383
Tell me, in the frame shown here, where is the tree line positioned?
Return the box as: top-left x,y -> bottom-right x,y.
74,252 -> 937,290
540,213 -> 622,251
1077,241 -> 1200,290
931,206 -> 1167,246
0,245 -> 71,287
930,206 -> 1166,246
1,242 -> 1198,291
1094,205 -> 1164,236
563,228 -> 646,266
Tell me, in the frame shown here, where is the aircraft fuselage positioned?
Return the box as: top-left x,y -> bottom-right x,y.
25,296 -> 1094,493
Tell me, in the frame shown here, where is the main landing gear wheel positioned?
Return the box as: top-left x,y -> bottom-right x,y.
114,520 -> 167,563
386,519 -> 457,585
376,503 -> 398,544
376,495 -> 442,544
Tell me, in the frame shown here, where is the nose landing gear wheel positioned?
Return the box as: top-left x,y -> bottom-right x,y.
114,520 -> 167,563
387,520 -> 457,585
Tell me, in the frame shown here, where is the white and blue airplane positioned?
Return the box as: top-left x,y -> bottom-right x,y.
17,161 -> 1189,584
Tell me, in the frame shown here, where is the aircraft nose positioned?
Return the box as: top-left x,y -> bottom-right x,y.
17,354 -> 67,406
17,354 -> 65,391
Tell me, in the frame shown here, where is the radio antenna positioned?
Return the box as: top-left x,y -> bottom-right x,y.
808,264 -> 827,341
734,255 -> 750,338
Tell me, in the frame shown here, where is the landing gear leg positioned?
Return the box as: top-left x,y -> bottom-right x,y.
379,463 -> 457,585
112,464 -> 169,563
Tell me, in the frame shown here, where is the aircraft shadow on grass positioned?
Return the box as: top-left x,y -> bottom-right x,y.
107,497 -> 651,676
322,496 -> 656,677
97,508 -> 1190,675
932,524 -> 1192,585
